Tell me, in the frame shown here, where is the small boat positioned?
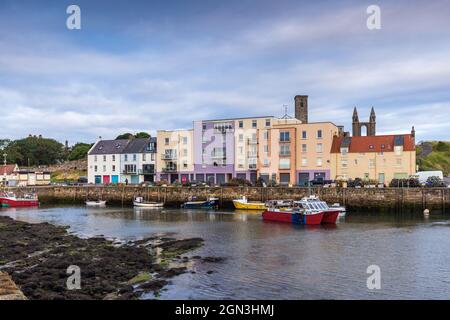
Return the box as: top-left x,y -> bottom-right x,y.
294,196 -> 340,224
133,197 -> 164,208
233,196 -> 266,210
0,192 -> 39,207
85,200 -> 107,206
262,205 -> 324,225
181,196 -> 219,209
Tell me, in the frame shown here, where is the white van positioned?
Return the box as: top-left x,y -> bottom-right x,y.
416,171 -> 444,183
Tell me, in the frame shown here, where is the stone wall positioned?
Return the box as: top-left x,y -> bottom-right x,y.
7,186 -> 450,212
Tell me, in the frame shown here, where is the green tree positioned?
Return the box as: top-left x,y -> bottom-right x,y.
4,136 -> 65,166
135,132 -> 150,138
115,133 -> 134,140
68,143 -> 93,161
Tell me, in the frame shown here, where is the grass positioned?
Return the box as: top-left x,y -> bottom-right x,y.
417,141 -> 450,176
127,272 -> 152,285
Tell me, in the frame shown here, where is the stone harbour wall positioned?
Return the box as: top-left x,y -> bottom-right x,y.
6,185 -> 450,213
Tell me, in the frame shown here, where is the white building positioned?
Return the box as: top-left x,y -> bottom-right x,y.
87,137 -> 157,185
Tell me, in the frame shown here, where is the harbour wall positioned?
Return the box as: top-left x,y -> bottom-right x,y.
5,186 -> 450,212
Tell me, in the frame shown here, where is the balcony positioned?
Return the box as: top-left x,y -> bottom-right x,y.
247,152 -> 257,158
161,153 -> 177,160
247,138 -> 258,145
122,169 -> 137,174
279,151 -> 291,157
248,164 -> 257,170
211,154 -> 226,160
139,169 -> 155,175
162,167 -> 177,173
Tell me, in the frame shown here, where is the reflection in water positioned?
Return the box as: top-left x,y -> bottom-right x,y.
1,205 -> 450,299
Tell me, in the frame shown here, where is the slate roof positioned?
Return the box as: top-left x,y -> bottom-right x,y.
88,139 -> 130,155
122,138 -> 157,154
331,134 -> 415,153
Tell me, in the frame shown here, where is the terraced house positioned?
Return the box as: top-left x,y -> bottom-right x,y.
87,137 -> 157,184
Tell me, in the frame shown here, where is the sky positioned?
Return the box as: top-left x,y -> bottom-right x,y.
0,0 -> 449,144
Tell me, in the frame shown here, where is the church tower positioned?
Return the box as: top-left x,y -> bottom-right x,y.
294,95 -> 308,123
352,107 -> 376,136
368,107 -> 376,136
352,107 -> 360,136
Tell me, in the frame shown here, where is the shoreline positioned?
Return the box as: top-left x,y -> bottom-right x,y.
0,216 -> 221,300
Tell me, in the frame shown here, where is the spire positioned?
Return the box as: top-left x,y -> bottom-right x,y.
352,107 -> 359,122
370,106 -> 376,121
411,126 -> 415,138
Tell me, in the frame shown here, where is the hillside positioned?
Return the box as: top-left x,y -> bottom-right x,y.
26,159 -> 87,182
416,141 -> 450,176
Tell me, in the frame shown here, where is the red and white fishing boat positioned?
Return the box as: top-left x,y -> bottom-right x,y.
262,200 -> 324,225
294,196 -> 340,224
0,191 -> 39,207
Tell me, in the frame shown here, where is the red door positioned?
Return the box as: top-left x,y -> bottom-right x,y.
102,175 -> 110,184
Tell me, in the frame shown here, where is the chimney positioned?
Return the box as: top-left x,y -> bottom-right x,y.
411,126 -> 415,138
294,95 -> 308,123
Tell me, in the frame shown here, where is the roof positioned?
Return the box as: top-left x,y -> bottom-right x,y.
88,139 -> 130,155
122,138 -> 156,154
331,134 -> 415,153
0,164 -> 17,175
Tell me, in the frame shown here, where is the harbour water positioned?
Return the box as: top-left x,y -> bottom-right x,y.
1,206 -> 450,299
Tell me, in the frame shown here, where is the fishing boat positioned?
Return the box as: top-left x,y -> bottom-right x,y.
329,203 -> 346,217
262,203 -> 324,225
233,196 -> 266,210
294,196 -> 340,224
0,192 -> 39,207
181,196 -> 219,209
133,197 -> 164,208
85,200 -> 107,206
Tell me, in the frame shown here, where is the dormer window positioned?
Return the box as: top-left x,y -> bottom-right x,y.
381,144 -> 385,149
369,145 -> 374,149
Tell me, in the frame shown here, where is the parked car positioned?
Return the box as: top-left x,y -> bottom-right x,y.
309,178 -> 333,186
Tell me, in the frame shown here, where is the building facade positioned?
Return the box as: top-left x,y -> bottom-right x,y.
330,131 -> 416,184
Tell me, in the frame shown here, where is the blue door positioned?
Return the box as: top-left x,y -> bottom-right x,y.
111,175 -> 119,184
131,175 -> 139,184
94,175 -> 101,184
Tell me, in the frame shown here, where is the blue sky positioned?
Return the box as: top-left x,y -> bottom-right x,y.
0,0 -> 449,144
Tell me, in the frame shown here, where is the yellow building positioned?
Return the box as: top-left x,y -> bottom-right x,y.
330,131 -> 416,184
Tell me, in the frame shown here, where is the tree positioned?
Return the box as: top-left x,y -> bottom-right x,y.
135,132 -> 150,139
4,136 -> 65,166
115,132 -> 151,140
68,143 -> 93,161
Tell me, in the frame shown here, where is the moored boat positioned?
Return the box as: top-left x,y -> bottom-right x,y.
133,197 -> 164,208
86,200 -> 107,206
329,203 -> 346,217
262,207 -> 324,225
181,196 -> 219,209
0,192 -> 39,207
233,196 -> 266,210
294,196 -> 340,224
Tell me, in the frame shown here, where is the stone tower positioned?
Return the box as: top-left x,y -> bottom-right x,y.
294,95 -> 308,123
352,107 -> 376,136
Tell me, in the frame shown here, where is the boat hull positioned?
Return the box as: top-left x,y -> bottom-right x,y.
233,200 -> 266,210
262,210 -> 324,225
322,210 -> 340,224
134,202 -> 164,208
86,201 -> 106,206
0,198 -> 39,208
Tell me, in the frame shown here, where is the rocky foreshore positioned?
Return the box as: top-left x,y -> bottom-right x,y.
0,216 -> 218,300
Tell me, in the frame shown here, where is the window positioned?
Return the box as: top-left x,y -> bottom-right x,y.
165,138 -> 169,145
316,158 -> 322,166
103,165 -> 106,172
369,159 -> 375,168
302,131 -> 307,139
182,137 -> 188,145
238,159 -> 244,169
252,120 -> 257,128
183,148 -> 188,156
103,155 -> 106,162
280,131 -> 290,142
301,158 -> 307,166
341,160 -> 348,168
94,165 -> 98,172
151,153 -> 155,161
239,134 -> 244,142
354,159 -> 358,165
239,121 -> 243,128
124,164 -> 136,173
317,130 -> 322,139
302,144 -> 307,152
142,154 -> 146,161
124,154 -> 128,162
394,146 -> 403,155
263,145 -> 269,153
280,145 -> 290,156
133,154 -> 137,161
112,155 -> 115,162
396,158 -> 402,166
340,147 -> 348,155
316,143 -> 323,153
112,165 -> 116,172
265,119 -> 271,127
94,156 -> 97,162
263,131 -> 269,140
183,161 -> 188,169
239,146 -> 243,155
279,158 -> 290,169
369,145 -> 374,150
263,159 -> 270,167
202,123 -> 207,130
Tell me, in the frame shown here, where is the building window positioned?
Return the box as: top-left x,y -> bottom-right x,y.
151,153 -> 155,161
265,119 -> 271,127
252,120 -> 257,128
263,159 -> 270,167
239,121 -> 243,128
103,165 -> 106,172
103,155 -> 106,162
280,131 -> 290,142
279,158 -> 290,169
239,134 -> 244,142
369,159 -> 375,168
112,155 -> 115,162
301,158 -> 307,167
302,131 -> 307,139
354,159 -> 358,165
133,154 -> 137,161
183,148 -> 188,156
142,154 -> 146,161
302,144 -> 307,152
202,123 -> 207,130
94,165 -> 98,172
340,147 -> 348,155
165,138 -> 169,145
317,130 -> 322,139
94,156 -> 97,162
317,158 -> 323,166
263,131 -> 269,140
112,165 -> 116,172
182,137 -> 188,145
280,144 -> 290,156
124,154 -> 128,162
394,146 -> 403,155
316,143 -> 323,153
396,158 -> 402,166
263,145 -> 269,153
239,146 -> 243,155
238,159 -> 244,169
183,161 -> 188,169
341,160 -> 348,168
124,164 -> 136,173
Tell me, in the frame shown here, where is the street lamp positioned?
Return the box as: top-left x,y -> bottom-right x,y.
2,153 -> 7,187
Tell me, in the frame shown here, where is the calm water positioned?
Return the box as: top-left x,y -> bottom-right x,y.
1,205 -> 450,300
